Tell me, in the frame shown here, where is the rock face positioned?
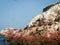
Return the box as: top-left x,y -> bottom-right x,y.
0,2 -> 60,45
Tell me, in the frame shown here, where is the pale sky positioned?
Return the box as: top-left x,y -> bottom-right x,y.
0,0 -> 59,30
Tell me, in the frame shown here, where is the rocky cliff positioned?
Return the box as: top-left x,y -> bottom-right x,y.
0,2 -> 60,45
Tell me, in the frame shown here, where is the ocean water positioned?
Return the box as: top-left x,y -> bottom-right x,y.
0,36 -> 8,45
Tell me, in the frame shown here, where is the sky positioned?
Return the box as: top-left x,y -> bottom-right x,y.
0,0 -> 59,30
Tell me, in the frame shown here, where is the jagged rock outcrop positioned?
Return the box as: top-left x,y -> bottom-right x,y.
0,2 -> 60,45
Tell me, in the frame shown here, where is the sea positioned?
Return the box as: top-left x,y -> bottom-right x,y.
0,36 -> 9,45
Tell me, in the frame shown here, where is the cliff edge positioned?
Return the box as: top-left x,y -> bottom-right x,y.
0,2 -> 60,45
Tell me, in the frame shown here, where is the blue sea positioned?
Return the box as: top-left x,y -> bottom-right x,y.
0,36 -> 9,45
